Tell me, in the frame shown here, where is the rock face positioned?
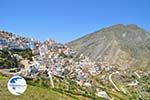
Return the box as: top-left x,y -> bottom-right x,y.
67,24 -> 150,70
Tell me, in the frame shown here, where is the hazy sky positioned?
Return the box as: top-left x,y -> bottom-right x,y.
0,0 -> 150,43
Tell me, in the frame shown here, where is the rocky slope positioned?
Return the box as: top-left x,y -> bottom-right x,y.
67,24 -> 150,70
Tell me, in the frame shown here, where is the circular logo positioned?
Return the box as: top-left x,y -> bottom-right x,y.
7,75 -> 27,95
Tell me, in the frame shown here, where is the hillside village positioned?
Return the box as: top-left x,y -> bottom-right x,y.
0,30 -> 101,78
0,30 -> 112,99
0,30 -> 150,100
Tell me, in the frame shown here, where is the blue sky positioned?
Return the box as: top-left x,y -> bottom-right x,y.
0,0 -> 150,43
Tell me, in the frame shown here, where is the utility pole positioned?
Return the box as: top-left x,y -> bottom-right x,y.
48,71 -> 54,88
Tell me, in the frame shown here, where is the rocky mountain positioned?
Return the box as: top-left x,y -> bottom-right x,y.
67,24 -> 150,70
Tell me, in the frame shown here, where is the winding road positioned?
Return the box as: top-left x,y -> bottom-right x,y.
109,71 -> 120,91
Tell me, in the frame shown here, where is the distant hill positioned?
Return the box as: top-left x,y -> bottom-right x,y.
67,24 -> 150,70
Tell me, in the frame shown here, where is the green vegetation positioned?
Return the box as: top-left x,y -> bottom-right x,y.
26,77 -> 101,100
0,74 -> 100,100
0,74 -> 76,100
0,48 -> 33,69
10,48 -> 34,60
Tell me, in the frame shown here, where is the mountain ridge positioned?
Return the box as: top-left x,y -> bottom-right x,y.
67,24 -> 150,70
